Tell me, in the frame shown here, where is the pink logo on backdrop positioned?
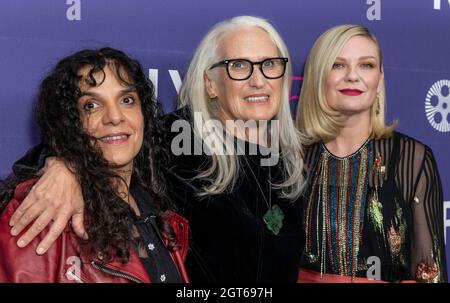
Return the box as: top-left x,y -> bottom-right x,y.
289,76 -> 304,103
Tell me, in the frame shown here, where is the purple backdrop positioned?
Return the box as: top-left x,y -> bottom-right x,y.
1,0 -> 449,277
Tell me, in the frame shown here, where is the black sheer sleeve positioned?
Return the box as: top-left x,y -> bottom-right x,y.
12,143 -> 51,177
398,138 -> 447,282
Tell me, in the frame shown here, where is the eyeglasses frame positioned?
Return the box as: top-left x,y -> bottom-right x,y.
209,57 -> 289,81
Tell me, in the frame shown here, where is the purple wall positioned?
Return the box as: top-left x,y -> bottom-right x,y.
1,0 -> 449,278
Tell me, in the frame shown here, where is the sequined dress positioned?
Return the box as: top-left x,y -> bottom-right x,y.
300,132 -> 447,282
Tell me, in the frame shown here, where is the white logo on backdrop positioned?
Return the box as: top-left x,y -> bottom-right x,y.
434,0 -> 450,10
425,80 -> 450,132
148,69 -> 182,98
366,0 -> 381,20
66,0 -> 81,21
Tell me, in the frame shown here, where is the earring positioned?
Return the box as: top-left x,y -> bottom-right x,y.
375,94 -> 381,115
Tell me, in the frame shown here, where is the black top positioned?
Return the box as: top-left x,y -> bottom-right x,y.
125,180 -> 182,283
300,132 -> 447,282
162,108 -> 304,282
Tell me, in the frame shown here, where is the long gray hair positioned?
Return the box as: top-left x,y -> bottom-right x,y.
178,15 -> 305,200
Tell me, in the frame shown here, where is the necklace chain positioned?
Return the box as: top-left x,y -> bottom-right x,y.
241,156 -> 271,210
305,140 -> 373,276
241,154 -> 285,235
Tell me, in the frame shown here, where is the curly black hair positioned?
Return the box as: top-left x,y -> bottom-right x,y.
2,48 -> 176,262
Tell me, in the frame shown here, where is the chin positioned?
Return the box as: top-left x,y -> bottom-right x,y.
247,111 -> 277,122
104,155 -> 134,168
108,162 -> 134,172
337,109 -> 372,118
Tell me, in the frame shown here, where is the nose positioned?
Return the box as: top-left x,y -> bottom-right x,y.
344,66 -> 360,83
102,102 -> 125,125
248,65 -> 266,88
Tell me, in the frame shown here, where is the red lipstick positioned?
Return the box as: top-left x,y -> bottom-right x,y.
339,89 -> 363,96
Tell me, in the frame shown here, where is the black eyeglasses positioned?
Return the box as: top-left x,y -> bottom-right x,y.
209,57 -> 288,81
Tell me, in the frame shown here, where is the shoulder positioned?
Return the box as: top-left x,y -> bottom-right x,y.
1,179 -> 38,218
376,131 -> 432,154
303,142 -> 321,156
393,131 -> 434,158
377,132 -> 437,171
394,131 -> 429,148
0,179 -> 72,282
302,142 -> 322,172
1,178 -> 73,238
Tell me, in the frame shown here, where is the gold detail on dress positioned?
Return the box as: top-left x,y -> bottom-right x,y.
424,238 -> 444,283
374,152 -> 386,179
388,226 -> 402,257
416,261 -> 439,283
305,252 -> 319,264
317,142 -> 370,276
369,152 -> 385,237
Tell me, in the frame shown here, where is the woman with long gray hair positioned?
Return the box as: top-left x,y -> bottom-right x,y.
7,16 -> 307,282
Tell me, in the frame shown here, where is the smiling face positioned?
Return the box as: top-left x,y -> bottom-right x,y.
77,64 -> 144,172
325,35 -> 384,118
205,26 -> 283,122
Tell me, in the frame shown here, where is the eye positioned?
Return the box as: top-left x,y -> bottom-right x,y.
230,60 -> 249,70
361,62 -> 376,69
83,100 -> 99,111
262,59 -> 275,68
332,63 -> 345,69
122,96 -> 135,105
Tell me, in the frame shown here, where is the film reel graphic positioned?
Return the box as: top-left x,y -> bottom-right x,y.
425,80 -> 450,132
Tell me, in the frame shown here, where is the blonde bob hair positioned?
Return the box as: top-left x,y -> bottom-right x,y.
178,15 -> 305,200
296,24 -> 396,143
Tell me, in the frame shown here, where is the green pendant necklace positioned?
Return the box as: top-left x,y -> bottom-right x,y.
244,157 -> 284,235
263,204 -> 284,235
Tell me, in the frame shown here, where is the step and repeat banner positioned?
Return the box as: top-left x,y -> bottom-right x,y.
0,0 -> 449,276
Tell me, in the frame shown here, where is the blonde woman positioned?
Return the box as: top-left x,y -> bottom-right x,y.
8,16 -> 306,282
297,24 -> 447,283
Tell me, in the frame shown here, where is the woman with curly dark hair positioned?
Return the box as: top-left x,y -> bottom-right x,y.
0,48 -> 189,283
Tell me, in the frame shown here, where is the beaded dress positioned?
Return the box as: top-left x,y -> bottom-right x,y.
300,132 -> 447,282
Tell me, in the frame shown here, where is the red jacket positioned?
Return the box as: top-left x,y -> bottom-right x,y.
0,179 -> 189,283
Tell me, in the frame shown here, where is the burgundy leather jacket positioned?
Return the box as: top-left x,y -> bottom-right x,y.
0,179 -> 189,283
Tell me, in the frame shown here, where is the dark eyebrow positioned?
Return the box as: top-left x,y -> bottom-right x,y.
79,87 -> 137,98
79,91 -> 99,98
